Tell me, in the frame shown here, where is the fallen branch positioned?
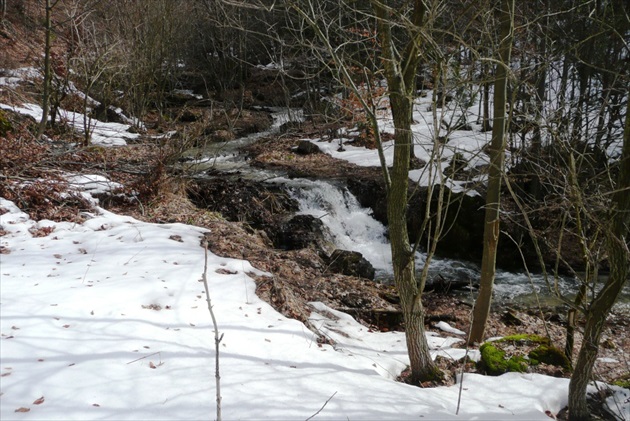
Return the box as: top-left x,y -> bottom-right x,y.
126,351 -> 161,365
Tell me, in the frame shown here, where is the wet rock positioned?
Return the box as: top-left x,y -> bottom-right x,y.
295,140 -> 321,155
269,214 -> 334,254
92,104 -> 127,123
327,249 -> 375,280
425,274 -> 474,294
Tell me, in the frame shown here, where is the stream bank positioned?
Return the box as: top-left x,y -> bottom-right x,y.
95,101 -> 629,386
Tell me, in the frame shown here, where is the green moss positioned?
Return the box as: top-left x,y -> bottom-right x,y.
611,374 -> 630,389
497,334 -> 550,345
478,342 -> 529,376
0,110 -> 12,136
528,345 -> 572,370
612,379 -> 630,389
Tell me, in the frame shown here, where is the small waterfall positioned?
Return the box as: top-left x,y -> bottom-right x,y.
283,179 -> 393,273
278,178 -> 624,312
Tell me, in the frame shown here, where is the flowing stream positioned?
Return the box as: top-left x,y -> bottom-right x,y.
193,109 -> 630,313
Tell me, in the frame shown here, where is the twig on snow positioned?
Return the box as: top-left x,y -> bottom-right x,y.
202,232 -> 223,421
305,391 -> 337,421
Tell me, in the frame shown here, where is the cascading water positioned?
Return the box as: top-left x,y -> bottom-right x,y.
193,109 -> 630,313
185,108 -> 302,179
278,178 -> 630,312
282,178 -> 393,274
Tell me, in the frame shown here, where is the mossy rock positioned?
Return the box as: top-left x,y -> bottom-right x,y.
478,342 -> 529,376
496,334 -> 550,345
478,334 -> 570,376
528,345 -> 571,370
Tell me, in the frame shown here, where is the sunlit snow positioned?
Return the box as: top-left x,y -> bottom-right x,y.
2,189 -> 629,420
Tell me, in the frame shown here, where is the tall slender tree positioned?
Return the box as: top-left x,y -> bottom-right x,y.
284,0 -> 444,382
469,0 -> 515,344
372,0 -> 440,383
568,91 -> 630,421
37,0 -> 60,138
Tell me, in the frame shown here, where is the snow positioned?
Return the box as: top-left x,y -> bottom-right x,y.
0,102 -> 139,147
434,321 -> 466,336
65,174 -> 124,196
1,66 -> 628,421
0,68 -> 42,88
305,94 -> 489,196
2,190 -> 629,420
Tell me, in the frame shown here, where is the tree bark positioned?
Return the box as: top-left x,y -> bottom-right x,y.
374,0 -> 438,383
469,0 -> 514,344
568,91 -> 630,421
37,0 -> 53,139
1,0 -> 6,25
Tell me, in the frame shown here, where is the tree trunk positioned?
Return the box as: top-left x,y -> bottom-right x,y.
482,63 -> 491,132
568,91 -> 630,421
37,0 -> 53,138
374,0 -> 438,383
469,0 -> 514,344
388,90 -> 438,383
1,0 -> 6,24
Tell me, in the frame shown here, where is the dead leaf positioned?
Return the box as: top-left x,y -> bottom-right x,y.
149,362 -> 156,369
1,372 -> 11,377
92,403 -> 100,407
33,396 -> 45,405
62,325 -> 70,328
14,407 -> 30,413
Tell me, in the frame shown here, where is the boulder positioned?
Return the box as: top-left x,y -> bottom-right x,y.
327,249 -> 375,280
295,140 -> 321,155
477,334 -> 571,376
269,214 -> 334,254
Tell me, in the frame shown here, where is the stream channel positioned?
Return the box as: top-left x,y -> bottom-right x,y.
186,108 -> 630,314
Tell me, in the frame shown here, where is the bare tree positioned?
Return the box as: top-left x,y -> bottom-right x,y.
567,92 -> 630,421
1,0 -> 6,25
37,0 -> 61,138
280,0 -> 485,383
469,0 -> 515,344
64,1 -> 120,145
371,0 -> 442,383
